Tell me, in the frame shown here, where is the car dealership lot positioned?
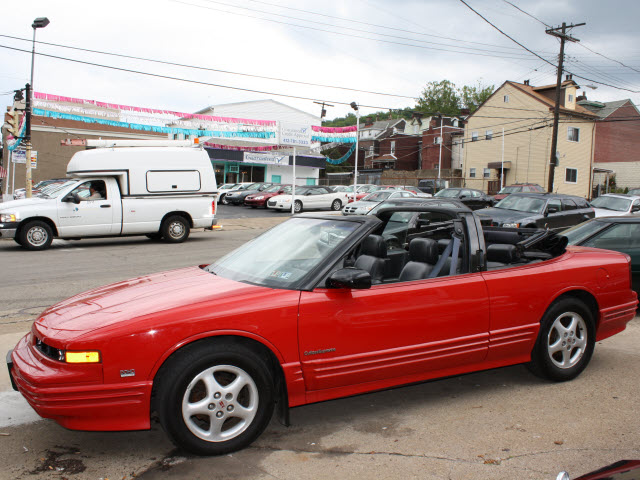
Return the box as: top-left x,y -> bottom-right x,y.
1,211 -> 639,480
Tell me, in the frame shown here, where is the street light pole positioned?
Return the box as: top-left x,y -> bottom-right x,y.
26,17 -> 49,199
350,102 -> 360,201
438,114 -> 443,179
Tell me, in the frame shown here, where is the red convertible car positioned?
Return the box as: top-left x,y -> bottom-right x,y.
7,205 -> 637,455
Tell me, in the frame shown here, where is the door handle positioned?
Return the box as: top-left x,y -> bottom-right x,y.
100,204 -> 111,208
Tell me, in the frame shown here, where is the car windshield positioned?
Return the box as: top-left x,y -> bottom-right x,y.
264,185 -> 282,193
562,220 -> 608,245
434,189 -> 459,198
590,196 -> 631,212
247,183 -> 262,190
38,180 -> 78,198
220,183 -> 237,189
498,186 -> 522,194
362,191 -> 392,202
206,217 -> 360,288
495,195 -> 546,213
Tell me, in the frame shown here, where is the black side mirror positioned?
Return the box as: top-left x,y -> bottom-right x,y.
327,268 -> 371,289
63,193 -> 81,204
547,206 -> 559,215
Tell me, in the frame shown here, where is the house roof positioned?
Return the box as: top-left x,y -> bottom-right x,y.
468,80 -> 599,120
360,119 -> 405,131
195,99 -> 318,121
577,99 -> 638,119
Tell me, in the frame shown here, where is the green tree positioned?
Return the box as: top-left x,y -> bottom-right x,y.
415,80 -> 461,116
460,81 -> 495,113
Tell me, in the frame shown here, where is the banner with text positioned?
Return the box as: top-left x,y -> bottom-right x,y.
243,152 -> 290,165
279,123 -> 312,147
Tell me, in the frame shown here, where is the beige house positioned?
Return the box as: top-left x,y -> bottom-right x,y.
463,78 -> 598,197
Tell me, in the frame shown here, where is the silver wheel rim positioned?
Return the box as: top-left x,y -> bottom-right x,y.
294,201 -> 302,213
182,365 -> 259,443
547,311 -> 587,369
222,196 -> 229,205
168,221 -> 185,239
27,226 -> 48,246
332,200 -> 341,210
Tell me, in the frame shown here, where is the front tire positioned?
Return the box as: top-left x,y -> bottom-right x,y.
331,199 -> 342,211
293,200 -> 303,213
527,298 -> 595,381
162,215 -> 190,243
220,194 -> 230,205
19,220 -> 53,250
156,342 -> 275,455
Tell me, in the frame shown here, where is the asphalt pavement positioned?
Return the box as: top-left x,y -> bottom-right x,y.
0,206 -> 639,480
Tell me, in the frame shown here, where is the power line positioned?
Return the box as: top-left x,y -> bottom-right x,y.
458,0 -> 640,93
502,0 -> 550,28
0,34 -> 417,101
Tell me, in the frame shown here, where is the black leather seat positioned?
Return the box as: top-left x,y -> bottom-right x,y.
399,238 -> 439,281
486,244 -> 518,270
355,235 -> 388,284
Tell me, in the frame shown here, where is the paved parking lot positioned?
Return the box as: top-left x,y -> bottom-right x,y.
0,211 -> 638,480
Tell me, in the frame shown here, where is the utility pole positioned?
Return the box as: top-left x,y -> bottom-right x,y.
25,83 -> 33,198
437,114 -> 443,179
313,101 -> 334,124
545,22 -> 585,193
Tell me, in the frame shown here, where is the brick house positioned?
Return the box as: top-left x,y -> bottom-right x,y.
578,97 -> 640,190
421,117 -> 464,171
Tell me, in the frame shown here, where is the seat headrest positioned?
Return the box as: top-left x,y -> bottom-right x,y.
486,244 -> 518,264
361,235 -> 387,258
408,238 -> 439,264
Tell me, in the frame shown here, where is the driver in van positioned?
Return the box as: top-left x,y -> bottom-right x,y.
85,182 -> 104,200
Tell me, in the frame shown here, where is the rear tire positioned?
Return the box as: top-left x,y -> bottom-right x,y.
19,220 -> 53,250
527,298 -> 595,382
162,215 -> 190,243
156,341 -> 275,455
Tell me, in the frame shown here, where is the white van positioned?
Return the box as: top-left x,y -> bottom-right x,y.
0,144 -> 217,250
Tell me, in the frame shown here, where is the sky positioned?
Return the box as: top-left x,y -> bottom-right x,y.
1,0 -> 639,122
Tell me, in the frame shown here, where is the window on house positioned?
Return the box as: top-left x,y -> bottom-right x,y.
472,132 -> 478,142
483,168 -> 490,178
469,168 -> 476,178
452,118 -> 458,127
568,94 -> 574,103
565,168 -> 578,183
391,141 -> 396,154
567,127 -> 580,142
504,95 -> 509,103
369,145 -> 374,156
485,130 -> 493,140
434,136 -> 442,144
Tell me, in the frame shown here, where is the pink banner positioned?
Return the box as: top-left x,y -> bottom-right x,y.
34,92 -> 277,126
312,125 -> 358,133
203,142 -> 281,152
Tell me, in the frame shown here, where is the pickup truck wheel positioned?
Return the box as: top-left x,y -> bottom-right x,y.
220,194 -> 230,205
294,200 -> 303,213
157,342 -> 275,455
162,216 -> 190,243
19,221 -> 53,250
331,199 -> 342,211
527,298 -> 595,382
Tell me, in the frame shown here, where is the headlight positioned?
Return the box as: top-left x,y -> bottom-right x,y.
255,196 -> 264,200
283,198 -> 291,203
502,222 -> 520,228
0,213 -> 18,222
65,351 -> 101,363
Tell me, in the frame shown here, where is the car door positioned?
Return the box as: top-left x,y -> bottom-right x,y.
539,198 -> 565,230
57,179 -> 115,236
561,198 -> 582,226
297,214 -> 490,395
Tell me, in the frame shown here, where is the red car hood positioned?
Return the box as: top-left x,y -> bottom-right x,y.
34,266 -> 263,340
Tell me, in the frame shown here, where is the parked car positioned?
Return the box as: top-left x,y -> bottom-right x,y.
223,182 -> 273,205
244,184 -> 290,208
342,190 -> 416,215
344,184 -> 377,202
563,216 -> 640,293
434,187 -> 495,210
267,185 -> 348,213
477,193 -> 594,231
8,204 -> 636,455
493,183 -> 544,202
0,146 -> 217,250
216,183 -> 239,203
368,196 -> 472,215
590,193 -> 640,217
417,178 -> 448,195
219,182 -> 253,205
13,178 -> 69,200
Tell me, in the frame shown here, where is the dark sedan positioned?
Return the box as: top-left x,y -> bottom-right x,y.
434,187 -> 494,210
224,182 -> 273,205
563,216 -> 640,293
477,193 -> 594,231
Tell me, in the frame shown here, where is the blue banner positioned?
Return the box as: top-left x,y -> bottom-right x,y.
325,143 -> 356,165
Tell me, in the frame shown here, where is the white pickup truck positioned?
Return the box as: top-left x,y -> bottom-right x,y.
0,145 -> 218,250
